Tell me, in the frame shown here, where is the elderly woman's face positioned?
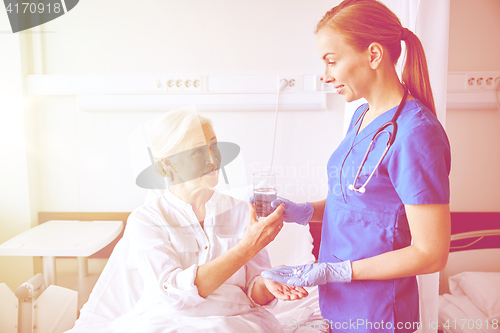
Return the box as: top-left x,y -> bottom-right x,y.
169,126 -> 221,188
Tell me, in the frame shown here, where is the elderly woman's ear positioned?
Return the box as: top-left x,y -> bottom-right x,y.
154,158 -> 175,180
162,158 -> 172,168
162,159 -> 176,176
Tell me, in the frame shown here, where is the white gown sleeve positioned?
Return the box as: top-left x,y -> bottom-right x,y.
126,210 -> 206,310
244,247 -> 278,308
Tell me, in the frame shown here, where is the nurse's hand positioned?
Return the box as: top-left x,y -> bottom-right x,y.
261,262 -> 352,287
270,197 -> 314,226
263,278 -> 309,301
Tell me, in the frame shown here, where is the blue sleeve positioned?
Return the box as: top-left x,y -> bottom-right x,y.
388,122 -> 451,205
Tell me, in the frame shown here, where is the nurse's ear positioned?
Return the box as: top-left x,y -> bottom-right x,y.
366,42 -> 384,70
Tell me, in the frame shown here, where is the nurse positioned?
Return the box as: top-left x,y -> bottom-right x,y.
261,0 -> 451,332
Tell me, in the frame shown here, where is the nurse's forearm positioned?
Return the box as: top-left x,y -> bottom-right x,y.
194,243 -> 253,298
309,198 -> 326,222
351,204 -> 450,280
351,245 -> 443,280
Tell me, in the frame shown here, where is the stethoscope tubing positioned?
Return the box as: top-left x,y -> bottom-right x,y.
349,87 -> 408,193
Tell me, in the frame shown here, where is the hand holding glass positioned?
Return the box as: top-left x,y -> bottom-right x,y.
253,171 -> 277,219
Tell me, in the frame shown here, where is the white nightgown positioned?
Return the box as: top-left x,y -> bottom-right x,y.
108,189 -> 283,333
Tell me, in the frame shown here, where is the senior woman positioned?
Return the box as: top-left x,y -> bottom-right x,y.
110,109 -> 307,333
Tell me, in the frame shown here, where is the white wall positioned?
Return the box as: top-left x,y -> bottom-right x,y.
2,0 -> 499,288
36,0 -> 346,214
0,11 -> 37,288
2,0 -> 349,288
446,0 -> 500,211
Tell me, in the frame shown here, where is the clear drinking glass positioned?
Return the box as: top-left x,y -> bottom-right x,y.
253,171 -> 278,219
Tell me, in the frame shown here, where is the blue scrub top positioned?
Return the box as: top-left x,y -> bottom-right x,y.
319,99 -> 451,333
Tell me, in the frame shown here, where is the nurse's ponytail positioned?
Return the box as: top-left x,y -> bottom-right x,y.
400,29 -> 436,116
316,0 -> 436,116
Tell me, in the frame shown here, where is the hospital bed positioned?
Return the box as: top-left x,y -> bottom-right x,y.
35,206 -> 458,333
0,273 -> 77,333
438,212 -> 500,333
38,207 -> 328,333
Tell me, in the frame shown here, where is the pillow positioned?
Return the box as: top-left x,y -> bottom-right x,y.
449,271 -> 500,319
442,294 -> 488,322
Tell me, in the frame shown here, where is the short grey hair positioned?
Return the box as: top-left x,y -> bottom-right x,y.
149,109 -> 214,180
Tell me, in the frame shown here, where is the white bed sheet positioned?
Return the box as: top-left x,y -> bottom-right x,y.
438,294 -> 498,333
269,286 -> 328,333
68,295 -> 326,333
66,234 -> 325,333
66,188 -> 325,332
68,278 -> 324,333
438,233 -> 500,333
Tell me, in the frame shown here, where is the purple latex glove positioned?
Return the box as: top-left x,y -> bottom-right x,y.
270,197 -> 314,226
260,261 -> 352,287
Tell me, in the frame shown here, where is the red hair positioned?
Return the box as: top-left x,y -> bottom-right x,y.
316,0 -> 436,116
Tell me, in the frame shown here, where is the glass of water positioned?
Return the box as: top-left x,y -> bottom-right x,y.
253,171 -> 278,219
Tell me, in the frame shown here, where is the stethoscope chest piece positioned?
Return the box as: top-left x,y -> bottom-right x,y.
348,184 -> 366,193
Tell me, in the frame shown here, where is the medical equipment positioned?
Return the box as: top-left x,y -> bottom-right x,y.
320,78 -> 337,132
496,77 -> 500,112
348,87 -> 409,193
268,78 -> 289,172
0,273 -> 77,333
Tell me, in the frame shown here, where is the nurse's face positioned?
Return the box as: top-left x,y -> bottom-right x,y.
167,127 -> 221,189
316,28 -> 373,103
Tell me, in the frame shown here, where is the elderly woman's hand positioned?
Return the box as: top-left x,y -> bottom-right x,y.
263,278 -> 309,301
237,203 -> 284,258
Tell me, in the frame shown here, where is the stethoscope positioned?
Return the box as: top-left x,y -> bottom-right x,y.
348,87 -> 409,194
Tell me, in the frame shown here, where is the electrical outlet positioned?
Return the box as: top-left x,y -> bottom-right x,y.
466,71 -> 500,90
166,76 -> 183,92
166,75 -> 202,92
184,75 -> 202,92
278,75 -> 301,92
167,79 -> 175,89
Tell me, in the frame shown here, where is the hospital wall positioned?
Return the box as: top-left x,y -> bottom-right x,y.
1,0 -> 499,290
31,0 -> 346,212
0,0 -> 344,290
446,0 -> 500,211
0,13 -> 38,289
